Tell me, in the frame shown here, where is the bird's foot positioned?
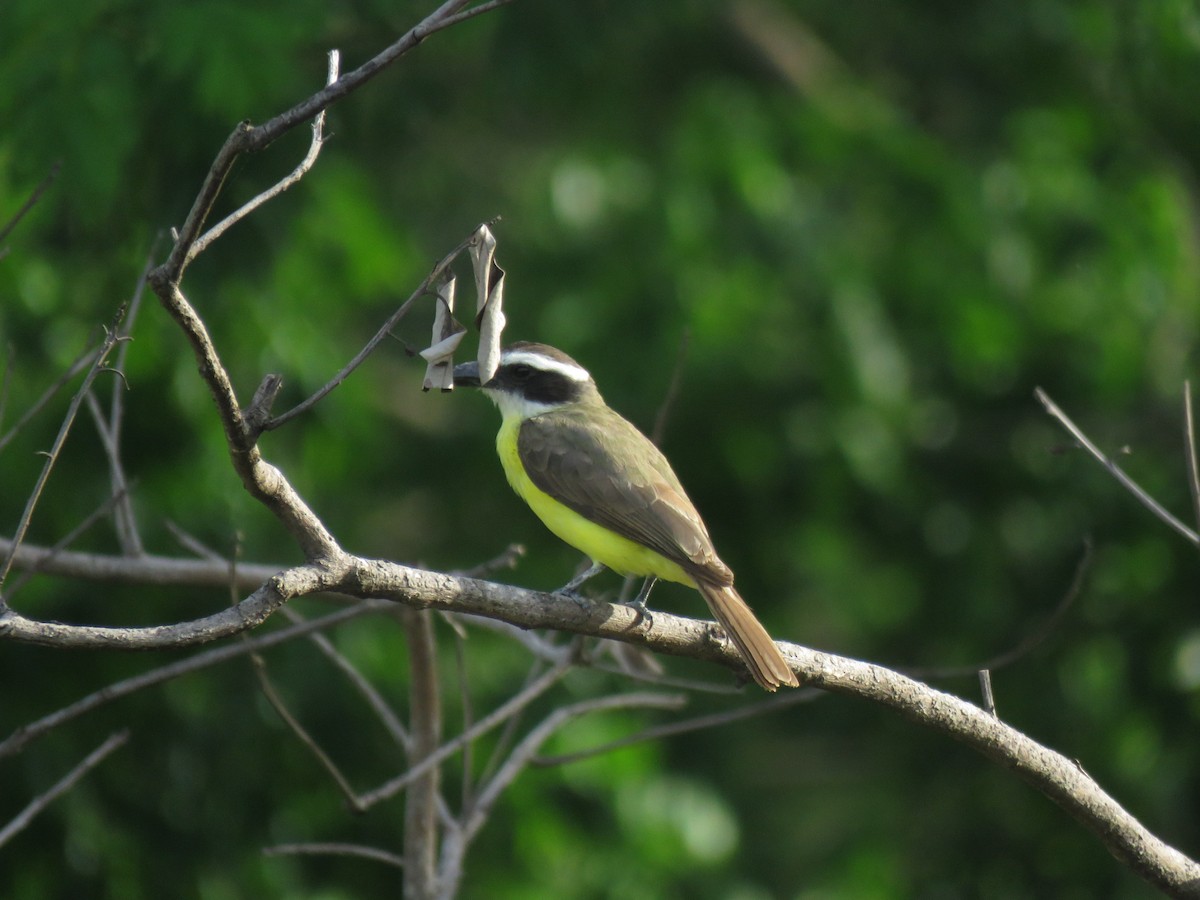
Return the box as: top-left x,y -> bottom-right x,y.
555,561 -> 606,609
624,576 -> 657,629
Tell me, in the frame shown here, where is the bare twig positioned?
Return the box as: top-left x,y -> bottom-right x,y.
1035,387 -> 1200,547
147,278 -> 343,561
278,606 -> 410,750
402,608 -> 443,892
1184,381 -> 1200,532
0,343 -> 101,455
907,539 -> 1093,680
261,221 -> 499,432
100,241 -> 162,555
434,0 -> 517,31
85,391 -> 142,555
463,692 -> 684,838
0,347 -> 11,433
979,670 -> 997,717
650,328 -> 691,446
0,311 -> 126,590
0,729 -> 129,848
251,652 -> 365,809
3,488 -> 133,600
533,687 -> 818,767
475,660 -> 550,789
358,659 -> 572,809
0,161 -> 61,248
152,1 -> 506,286
437,690 -> 685,899
262,842 -> 406,869
0,600 -> 387,761
451,623 -> 476,811
185,51 -> 341,267
0,537 -> 281,590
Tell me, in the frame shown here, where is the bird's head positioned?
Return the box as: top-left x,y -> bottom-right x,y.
453,342 -> 601,420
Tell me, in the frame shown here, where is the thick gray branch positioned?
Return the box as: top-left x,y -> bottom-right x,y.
1,548 -> 1197,895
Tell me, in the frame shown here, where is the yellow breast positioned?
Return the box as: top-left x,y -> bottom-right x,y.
496,416 -> 694,587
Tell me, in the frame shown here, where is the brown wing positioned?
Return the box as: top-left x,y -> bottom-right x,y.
518,405 -> 732,584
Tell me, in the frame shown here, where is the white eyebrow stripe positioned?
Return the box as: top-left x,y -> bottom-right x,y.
501,350 -> 590,382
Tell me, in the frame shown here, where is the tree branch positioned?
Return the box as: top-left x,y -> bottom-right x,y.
152,0 -> 502,285
0,600 -> 388,761
1036,387 -> 1200,547
0,729 -> 129,848
4,549 -> 1196,893
183,50 -> 341,267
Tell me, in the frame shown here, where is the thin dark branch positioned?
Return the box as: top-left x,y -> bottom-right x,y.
0,600 -> 388,762
0,161 -> 61,247
263,842 -> 406,869
85,391 -> 142,555
650,328 -> 691,446
102,240 -> 161,553
0,538 -> 282,589
3,488 -> 133,601
252,652 -> 365,810
0,729 -> 128,848
438,690 -> 685,899
0,346 -> 11,434
463,692 -> 685,840
146,279 -> 343,561
1035,387 -> 1200,546
1184,381 -> 1200,532
279,606 -> 410,750
534,687 -> 818,768
262,221 -> 498,431
0,343 -> 101,455
358,660 -> 571,809
475,660 -> 551,792
907,538 -> 1092,680
0,313 -> 126,590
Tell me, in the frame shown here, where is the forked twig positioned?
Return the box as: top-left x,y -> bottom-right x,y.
357,660 -> 572,809
185,51 -> 341,267
0,312 -> 127,590
462,692 -> 684,837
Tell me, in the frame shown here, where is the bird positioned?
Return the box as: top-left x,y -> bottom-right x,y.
453,341 -> 798,691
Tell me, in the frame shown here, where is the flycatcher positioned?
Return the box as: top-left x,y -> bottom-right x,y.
454,342 -> 797,691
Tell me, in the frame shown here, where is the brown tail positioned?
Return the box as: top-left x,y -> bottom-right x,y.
697,582 -> 799,691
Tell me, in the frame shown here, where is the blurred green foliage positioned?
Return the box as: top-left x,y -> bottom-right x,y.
2,0 -> 1199,896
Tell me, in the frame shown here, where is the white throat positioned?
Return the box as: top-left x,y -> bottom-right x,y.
485,388 -> 563,422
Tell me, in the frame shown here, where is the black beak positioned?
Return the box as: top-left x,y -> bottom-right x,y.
453,360 -> 482,388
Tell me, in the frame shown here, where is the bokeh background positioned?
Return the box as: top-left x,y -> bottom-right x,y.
2,1 -> 1198,896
